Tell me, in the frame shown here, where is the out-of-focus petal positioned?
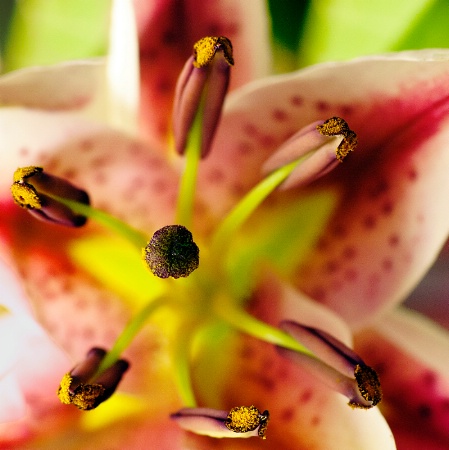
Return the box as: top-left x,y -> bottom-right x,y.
0,259 -> 69,423
197,49 -> 449,327
0,61 -> 109,121
356,307 -> 449,449
107,0 -> 140,134
134,0 -> 271,142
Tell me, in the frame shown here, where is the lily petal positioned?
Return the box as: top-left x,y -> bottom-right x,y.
0,258 -> 68,422
0,61 -> 109,121
355,307 -> 449,449
134,0 -> 271,142
198,49 -> 449,327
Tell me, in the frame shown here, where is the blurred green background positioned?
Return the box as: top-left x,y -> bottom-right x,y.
1,0 -> 448,74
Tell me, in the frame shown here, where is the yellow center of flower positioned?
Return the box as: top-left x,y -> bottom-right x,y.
10,182 -> 42,209
316,116 -> 358,162
225,405 -> 268,438
193,36 -> 234,68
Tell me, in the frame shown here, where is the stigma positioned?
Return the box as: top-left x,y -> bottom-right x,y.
143,225 -> 199,279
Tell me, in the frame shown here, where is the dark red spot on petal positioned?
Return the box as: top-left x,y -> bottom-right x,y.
382,258 -> 393,272
272,109 -> 288,121
342,246 -> 357,259
290,95 -> 303,106
316,101 -> 329,111
389,234 -> 400,247
280,407 -> 295,422
363,215 -> 376,229
382,200 -> 394,215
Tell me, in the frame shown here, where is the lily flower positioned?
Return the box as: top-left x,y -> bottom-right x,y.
0,1 -> 449,448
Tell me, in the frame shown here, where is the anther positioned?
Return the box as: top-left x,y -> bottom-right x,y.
193,36 -> 234,68
11,166 -> 90,227
172,36 -> 234,157
316,117 -> 358,162
143,225 -> 199,279
57,347 -> 129,410
351,363 -> 382,409
225,405 -> 269,439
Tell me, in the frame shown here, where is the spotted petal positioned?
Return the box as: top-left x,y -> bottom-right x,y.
355,307 -> 449,449
198,49 -> 449,328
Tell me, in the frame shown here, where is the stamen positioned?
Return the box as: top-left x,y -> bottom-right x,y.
143,225 -> 199,279
57,347 -> 129,411
316,117 -> 358,162
225,405 -> 269,439
193,36 -> 234,68
279,320 -> 382,409
11,166 -> 90,227
171,405 -> 268,439
174,36 -> 234,226
351,363 -> 382,408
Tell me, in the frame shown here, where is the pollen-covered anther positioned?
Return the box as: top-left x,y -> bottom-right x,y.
10,166 -> 90,227
57,347 -> 129,411
225,405 -> 270,439
317,117 -> 358,162
193,36 -> 234,68
10,181 -> 42,209
351,363 -> 382,409
144,225 -> 199,279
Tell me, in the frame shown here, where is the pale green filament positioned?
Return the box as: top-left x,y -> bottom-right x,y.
176,107 -> 203,228
172,324 -> 198,407
52,195 -> 148,250
214,293 -> 314,357
211,158 -> 300,254
96,297 -> 168,376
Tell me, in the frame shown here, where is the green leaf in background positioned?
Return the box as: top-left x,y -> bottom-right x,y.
294,0 -> 447,67
2,0 -> 111,73
392,0 -> 449,50
267,0 -> 312,72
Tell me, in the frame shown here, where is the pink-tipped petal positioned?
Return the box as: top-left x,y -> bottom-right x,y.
355,307 -> 449,448
197,50 -> 449,327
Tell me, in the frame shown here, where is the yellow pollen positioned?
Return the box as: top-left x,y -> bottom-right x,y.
317,117 -> 358,162
354,363 -> 382,408
193,36 -> 234,68
13,166 -> 43,182
225,405 -> 268,438
57,373 -> 73,405
71,383 -> 106,410
10,181 -> 42,209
